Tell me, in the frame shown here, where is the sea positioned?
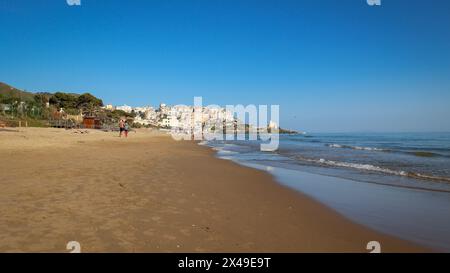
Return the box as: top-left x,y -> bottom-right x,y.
200,132 -> 450,251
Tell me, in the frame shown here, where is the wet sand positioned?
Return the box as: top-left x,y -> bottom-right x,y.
0,128 -> 426,252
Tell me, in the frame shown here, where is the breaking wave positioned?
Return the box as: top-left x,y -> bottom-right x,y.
326,143 -> 445,158
326,143 -> 386,151
296,156 -> 450,183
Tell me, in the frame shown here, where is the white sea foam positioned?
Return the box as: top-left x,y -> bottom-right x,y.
314,158 -> 408,176
200,140 -> 450,184
211,146 -> 239,155
298,157 -> 450,183
327,143 -> 385,151
328,144 -> 343,148
217,150 -> 238,155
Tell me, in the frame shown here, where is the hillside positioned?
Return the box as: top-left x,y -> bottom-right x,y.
0,82 -> 101,108
0,82 -> 36,102
1,81 -> 104,122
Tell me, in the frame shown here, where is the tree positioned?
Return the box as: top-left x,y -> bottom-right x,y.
76,93 -> 103,110
34,93 -> 49,107
49,92 -> 78,109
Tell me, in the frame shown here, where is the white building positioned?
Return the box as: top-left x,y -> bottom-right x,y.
103,104 -> 114,110
159,118 -> 171,128
116,104 -> 133,113
268,120 -> 278,130
112,102 -> 247,132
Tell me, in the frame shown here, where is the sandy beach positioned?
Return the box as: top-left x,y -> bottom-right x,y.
0,128 -> 425,252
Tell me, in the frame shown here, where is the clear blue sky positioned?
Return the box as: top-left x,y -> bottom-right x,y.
1,0 -> 449,132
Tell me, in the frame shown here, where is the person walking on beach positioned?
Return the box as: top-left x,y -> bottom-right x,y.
119,119 -> 125,137
124,121 -> 129,138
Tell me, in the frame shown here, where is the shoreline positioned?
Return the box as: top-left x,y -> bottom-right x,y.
0,128 -> 426,252
234,161 -> 450,251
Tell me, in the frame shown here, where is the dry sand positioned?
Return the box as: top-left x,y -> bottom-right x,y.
0,127 -> 426,252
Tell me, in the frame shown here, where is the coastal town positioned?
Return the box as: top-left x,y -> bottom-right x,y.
110,103 -> 236,130
108,103 -> 280,133
1,82 -> 283,135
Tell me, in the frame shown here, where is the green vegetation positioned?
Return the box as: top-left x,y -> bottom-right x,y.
105,109 -> 135,120
49,92 -> 103,114
279,128 -> 299,134
0,82 -> 35,102
0,116 -> 48,128
1,82 -> 105,127
77,93 -> 103,110
132,122 -> 142,129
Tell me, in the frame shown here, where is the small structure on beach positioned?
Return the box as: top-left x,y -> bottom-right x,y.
82,116 -> 102,129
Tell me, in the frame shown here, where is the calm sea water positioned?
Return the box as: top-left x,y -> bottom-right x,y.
201,132 -> 450,251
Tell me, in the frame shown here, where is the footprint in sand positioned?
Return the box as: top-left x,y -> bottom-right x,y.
144,229 -> 155,236
163,234 -> 177,241
151,216 -> 162,223
179,228 -> 191,236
